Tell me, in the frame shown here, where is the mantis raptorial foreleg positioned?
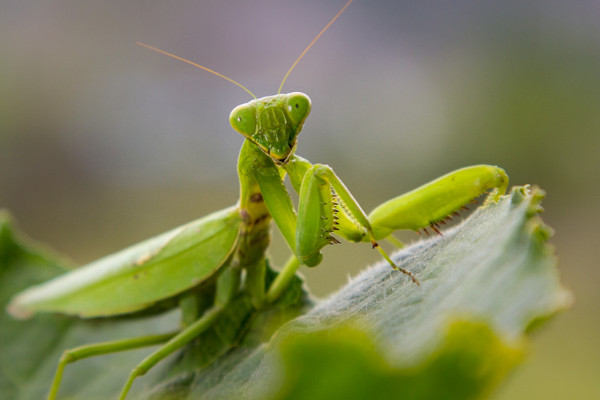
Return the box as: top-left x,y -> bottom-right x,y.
294,163 -> 420,283
252,154 -> 417,282
367,165 -> 509,239
264,158 -> 508,286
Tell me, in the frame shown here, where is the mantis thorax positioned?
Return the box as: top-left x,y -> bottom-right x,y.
230,92 -> 311,165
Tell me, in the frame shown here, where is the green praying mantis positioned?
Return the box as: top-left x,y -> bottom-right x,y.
6,1 -> 509,399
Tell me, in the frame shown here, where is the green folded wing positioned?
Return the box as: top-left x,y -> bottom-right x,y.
8,206 -> 241,318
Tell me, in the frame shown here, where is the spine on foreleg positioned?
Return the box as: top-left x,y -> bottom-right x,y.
296,168 -> 334,267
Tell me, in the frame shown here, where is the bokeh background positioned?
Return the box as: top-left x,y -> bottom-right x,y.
1,1 -> 598,398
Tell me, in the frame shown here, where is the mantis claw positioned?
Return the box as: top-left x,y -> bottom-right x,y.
371,240 -> 420,285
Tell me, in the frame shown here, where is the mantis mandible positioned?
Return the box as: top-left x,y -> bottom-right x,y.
6,1 -> 509,399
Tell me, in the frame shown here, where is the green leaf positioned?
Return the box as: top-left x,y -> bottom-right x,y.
0,211 -> 77,399
0,186 -> 571,399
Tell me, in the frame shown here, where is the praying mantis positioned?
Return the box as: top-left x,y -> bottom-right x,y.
6,1 -> 509,399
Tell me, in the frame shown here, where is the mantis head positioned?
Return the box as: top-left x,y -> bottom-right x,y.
137,0 -> 350,166
229,92 -> 311,165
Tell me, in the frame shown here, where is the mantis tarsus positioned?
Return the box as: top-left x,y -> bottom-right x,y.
6,1 -> 509,399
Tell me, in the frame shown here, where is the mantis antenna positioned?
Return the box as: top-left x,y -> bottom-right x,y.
137,0 -> 352,98
277,0 -> 353,94
136,41 -> 257,99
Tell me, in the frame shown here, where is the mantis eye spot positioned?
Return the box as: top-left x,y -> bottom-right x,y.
284,93 -> 312,125
229,104 -> 256,137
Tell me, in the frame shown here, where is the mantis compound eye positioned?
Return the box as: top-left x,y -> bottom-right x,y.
284,92 -> 311,126
229,104 -> 257,138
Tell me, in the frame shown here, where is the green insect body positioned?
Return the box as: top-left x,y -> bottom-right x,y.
5,2 -> 510,399
9,207 -> 241,318
6,91 -> 508,399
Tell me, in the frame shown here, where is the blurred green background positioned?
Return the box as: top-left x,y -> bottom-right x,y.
1,1 -> 598,398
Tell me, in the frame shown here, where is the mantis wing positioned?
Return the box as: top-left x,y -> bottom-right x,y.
8,206 -> 241,319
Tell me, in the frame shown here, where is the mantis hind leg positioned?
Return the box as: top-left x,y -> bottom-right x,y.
118,305 -> 224,400
117,266 -> 240,399
48,267 -> 240,400
47,332 -> 177,400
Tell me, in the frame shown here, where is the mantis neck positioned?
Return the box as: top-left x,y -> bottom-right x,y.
236,140 -> 276,267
